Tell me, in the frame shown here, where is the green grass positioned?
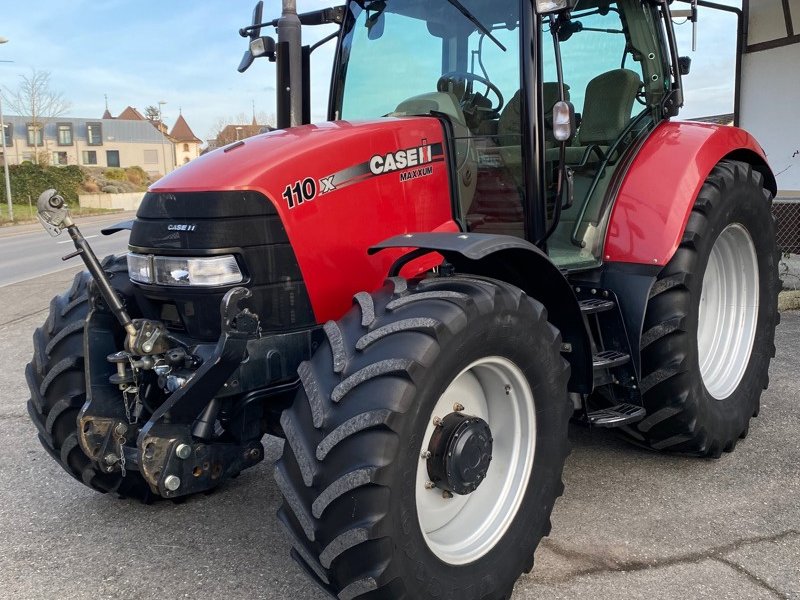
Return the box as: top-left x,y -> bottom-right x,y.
0,203 -> 119,226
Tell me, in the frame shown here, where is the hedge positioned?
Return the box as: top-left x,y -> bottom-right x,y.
0,163 -> 84,205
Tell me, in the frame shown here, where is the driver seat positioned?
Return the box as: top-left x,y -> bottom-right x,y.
558,68 -> 642,164
578,68 -> 641,147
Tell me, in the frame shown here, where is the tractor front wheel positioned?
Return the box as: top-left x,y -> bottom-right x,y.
625,160 -> 779,456
275,275 -> 571,599
26,256 -> 153,500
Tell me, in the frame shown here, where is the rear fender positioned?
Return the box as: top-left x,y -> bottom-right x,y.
371,233 -> 593,394
604,121 -> 777,266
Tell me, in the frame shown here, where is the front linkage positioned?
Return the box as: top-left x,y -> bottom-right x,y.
37,190 -> 264,498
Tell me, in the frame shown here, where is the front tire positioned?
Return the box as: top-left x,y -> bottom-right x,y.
26,256 -> 152,500
625,160 -> 779,456
275,275 -> 571,599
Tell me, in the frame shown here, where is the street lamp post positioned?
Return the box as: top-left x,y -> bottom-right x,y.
157,100 -> 168,177
0,36 -> 12,221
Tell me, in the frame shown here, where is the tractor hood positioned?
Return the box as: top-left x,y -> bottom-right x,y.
151,117 -> 449,200
139,117 -> 459,326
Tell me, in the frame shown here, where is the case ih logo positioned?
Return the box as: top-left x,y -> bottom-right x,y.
369,144 -> 436,176
283,141 -> 445,209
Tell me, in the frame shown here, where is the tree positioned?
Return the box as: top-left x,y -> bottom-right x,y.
144,105 -> 161,122
2,70 -> 70,163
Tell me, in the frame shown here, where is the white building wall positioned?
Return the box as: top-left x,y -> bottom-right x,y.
740,1 -> 800,195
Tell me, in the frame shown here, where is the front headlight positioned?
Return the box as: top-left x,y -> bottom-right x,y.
127,253 -> 244,287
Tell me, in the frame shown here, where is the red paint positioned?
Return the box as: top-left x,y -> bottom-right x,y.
151,118 -> 458,322
604,121 -> 770,266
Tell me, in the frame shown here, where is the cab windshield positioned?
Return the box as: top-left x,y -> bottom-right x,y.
333,0 -> 666,271
334,0 -> 529,246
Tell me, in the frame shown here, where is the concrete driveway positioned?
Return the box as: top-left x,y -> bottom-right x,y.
0,268 -> 797,600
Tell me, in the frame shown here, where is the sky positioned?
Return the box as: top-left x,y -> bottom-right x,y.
0,0 -> 741,142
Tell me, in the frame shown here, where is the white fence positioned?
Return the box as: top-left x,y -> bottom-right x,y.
78,192 -> 144,211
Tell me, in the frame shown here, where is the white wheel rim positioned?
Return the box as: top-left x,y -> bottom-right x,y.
697,223 -> 760,400
415,356 -> 536,565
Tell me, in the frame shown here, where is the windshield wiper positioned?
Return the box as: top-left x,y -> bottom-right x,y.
443,0 -> 507,51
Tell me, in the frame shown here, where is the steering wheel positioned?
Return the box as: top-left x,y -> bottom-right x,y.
438,71 -> 505,120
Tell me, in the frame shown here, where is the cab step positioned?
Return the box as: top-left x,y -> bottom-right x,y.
579,298 -> 616,315
586,403 -> 646,428
592,350 -> 630,369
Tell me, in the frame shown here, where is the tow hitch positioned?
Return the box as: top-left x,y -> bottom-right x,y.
36,190 -> 265,497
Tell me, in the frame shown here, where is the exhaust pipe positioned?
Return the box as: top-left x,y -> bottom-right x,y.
277,0 -> 303,128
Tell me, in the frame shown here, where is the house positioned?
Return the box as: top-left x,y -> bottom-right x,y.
1,115 -> 176,175
205,117 -> 274,152
108,105 -> 201,168
739,1 -> 799,196
170,113 -> 202,165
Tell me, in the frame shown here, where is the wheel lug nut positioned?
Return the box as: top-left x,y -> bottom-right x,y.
425,481 -> 436,490
433,416 -> 443,427
175,444 -> 192,459
164,475 -> 181,491
442,490 -> 453,499
103,453 -> 118,465
421,450 -> 431,460
453,403 -> 465,412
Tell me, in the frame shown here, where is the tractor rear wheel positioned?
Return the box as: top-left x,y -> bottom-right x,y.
275,275 -> 571,599
624,160 -> 779,456
26,256 -> 153,501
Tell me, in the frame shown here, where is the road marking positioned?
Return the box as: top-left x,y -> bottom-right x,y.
58,235 -> 98,244
0,264 -> 86,290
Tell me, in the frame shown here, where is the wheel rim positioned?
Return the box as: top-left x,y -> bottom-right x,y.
415,356 -> 536,565
697,223 -> 760,400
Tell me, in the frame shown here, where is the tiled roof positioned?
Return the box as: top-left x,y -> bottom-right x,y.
210,124 -> 274,148
170,114 -> 201,143
117,106 -> 146,121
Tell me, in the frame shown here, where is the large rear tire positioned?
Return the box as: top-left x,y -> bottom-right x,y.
623,160 -> 779,456
275,275 -> 571,599
26,256 -> 153,500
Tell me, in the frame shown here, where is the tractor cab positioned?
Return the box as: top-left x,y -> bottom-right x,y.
330,0 -> 672,270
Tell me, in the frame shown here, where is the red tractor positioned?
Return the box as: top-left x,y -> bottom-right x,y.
29,0 -> 778,598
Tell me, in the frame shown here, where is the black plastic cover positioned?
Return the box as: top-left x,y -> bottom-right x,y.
128,191 -> 315,341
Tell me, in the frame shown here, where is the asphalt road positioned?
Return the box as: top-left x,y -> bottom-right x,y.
0,270 -> 797,600
0,213 -> 132,288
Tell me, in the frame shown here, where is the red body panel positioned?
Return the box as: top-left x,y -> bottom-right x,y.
603,121 -> 769,266
150,118 -> 458,323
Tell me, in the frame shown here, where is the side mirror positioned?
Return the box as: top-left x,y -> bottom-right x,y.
237,1 -> 266,73
552,101 -> 576,144
678,56 -> 692,76
534,0 -> 577,15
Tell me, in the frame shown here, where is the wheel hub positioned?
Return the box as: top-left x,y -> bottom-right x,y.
426,412 -> 493,495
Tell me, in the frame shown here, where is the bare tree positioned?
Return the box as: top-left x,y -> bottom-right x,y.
2,69 -> 70,165
144,105 -> 160,122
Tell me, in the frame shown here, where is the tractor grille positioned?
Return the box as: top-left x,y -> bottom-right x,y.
129,190 -> 315,340
773,199 -> 800,291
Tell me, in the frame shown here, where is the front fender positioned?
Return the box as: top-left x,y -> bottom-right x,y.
371,233 -> 593,394
604,121 -> 776,266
